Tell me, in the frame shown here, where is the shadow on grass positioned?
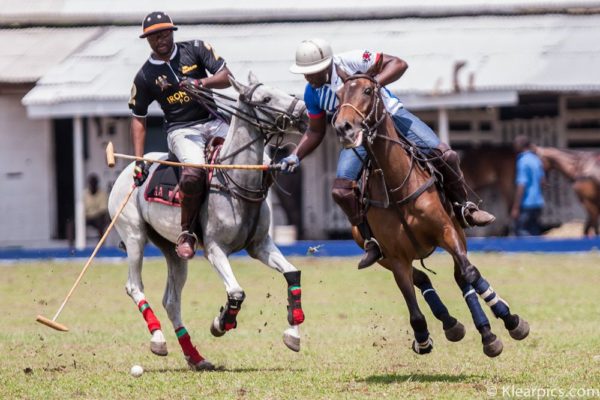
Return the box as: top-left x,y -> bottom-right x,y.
363,373 -> 481,384
145,366 -> 303,374
221,367 -> 305,373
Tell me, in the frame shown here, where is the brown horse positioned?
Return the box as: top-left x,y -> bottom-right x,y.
333,70 -> 529,357
534,146 -> 600,236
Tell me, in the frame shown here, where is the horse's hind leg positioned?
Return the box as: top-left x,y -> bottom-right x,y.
412,267 -> 465,342
148,229 -> 214,371
205,243 -> 246,338
452,253 -> 529,354
120,228 -> 168,357
163,256 -> 213,370
391,261 -> 433,355
247,235 -> 305,352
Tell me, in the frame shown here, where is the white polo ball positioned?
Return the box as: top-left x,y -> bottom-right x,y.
130,364 -> 144,377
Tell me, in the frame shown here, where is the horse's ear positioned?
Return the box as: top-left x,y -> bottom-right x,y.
247,71 -> 259,85
366,54 -> 384,77
229,75 -> 248,95
336,65 -> 350,83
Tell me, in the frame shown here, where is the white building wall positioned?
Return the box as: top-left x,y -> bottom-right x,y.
0,93 -> 53,246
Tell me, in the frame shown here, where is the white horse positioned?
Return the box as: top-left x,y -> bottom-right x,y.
108,73 -> 308,370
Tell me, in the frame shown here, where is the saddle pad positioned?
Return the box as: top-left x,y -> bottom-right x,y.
144,163 -> 182,207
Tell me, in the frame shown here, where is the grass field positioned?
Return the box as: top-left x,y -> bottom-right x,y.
1,253 -> 599,399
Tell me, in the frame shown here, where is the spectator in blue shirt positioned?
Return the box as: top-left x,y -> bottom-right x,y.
511,136 -> 545,235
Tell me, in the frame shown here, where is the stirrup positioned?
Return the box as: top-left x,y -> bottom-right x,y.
358,238 -> 384,269
455,201 -> 476,228
455,201 -> 478,228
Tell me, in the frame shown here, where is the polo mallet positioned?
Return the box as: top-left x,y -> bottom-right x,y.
36,148 -> 137,331
105,141 -> 281,171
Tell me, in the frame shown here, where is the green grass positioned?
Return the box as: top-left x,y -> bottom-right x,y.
1,253 -> 599,399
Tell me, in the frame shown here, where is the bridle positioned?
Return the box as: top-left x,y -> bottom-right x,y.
182,81 -> 305,138
334,74 -> 387,145
181,81 -> 306,203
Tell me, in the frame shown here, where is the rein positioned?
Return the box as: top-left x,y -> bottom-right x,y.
182,82 -> 303,203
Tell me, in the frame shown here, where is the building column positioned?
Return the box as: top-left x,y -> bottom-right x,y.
73,116 -> 86,250
437,108 -> 450,144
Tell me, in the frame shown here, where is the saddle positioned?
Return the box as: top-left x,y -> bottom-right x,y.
144,136 -> 225,207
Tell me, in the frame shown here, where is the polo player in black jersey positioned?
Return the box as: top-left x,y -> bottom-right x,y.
128,11 -> 233,260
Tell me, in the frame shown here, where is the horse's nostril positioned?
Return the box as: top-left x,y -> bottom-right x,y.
344,122 -> 352,131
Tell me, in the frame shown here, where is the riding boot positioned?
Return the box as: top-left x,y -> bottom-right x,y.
331,178 -> 383,269
434,148 -> 496,228
176,168 -> 207,260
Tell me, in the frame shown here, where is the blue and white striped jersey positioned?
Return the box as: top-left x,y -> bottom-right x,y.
304,49 -> 403,119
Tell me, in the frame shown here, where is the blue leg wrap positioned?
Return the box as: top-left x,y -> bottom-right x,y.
473,277 -> 510,319
462,284 -> 489,329
420,283 -> 449,319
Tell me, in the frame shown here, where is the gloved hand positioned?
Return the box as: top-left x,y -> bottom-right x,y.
280,154 -> 300,174
179,78 -> 202,89
133,160 -> 150,187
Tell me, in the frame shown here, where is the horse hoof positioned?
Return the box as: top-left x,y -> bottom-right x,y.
483,337 -> 503,358
150,341 -> 168,356
412,338 -> 433,355
210,316 -> 225,337
283,328 -> 301,352
444,321 -> 466,342
187,358 -> 215,371
509,316 -> 530,341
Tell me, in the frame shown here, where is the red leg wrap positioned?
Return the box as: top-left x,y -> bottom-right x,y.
288,287 -> 305,325
224,309 -> 239,331
176,327 -> 204,365
138,300 -> 161,333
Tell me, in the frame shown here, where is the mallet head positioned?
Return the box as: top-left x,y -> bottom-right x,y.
106,141 -> 116,168
36,315 -> 69,332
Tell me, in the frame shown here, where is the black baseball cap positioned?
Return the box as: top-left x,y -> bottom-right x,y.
139,11 -> 178,39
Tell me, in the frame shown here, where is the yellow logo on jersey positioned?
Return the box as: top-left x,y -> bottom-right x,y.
182,64 -> 197,74
167,90 -> 191,105
203,42 -> 221,60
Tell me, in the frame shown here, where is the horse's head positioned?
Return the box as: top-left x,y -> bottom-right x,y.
229,72 -> 308,134
333,60 -> 384,148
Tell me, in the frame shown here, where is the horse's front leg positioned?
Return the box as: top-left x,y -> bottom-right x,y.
247,235 -> 305,352
390,260 -> 433,355
205,243 -> 246,337
122,232 -> 168,357
412,267 -> 465,342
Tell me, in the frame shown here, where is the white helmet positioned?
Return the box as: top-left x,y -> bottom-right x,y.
289,38 -> 333,74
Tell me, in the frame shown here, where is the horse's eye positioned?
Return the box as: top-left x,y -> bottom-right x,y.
364,87 -> 373,95
262,96 -> 271,103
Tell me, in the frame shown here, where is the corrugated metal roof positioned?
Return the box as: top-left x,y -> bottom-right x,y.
22,14 -> 600,116
2,0 -> 600,24
0,27 -> 102,83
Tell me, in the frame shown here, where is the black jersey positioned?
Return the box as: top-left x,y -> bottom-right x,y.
128,40 -> 226,133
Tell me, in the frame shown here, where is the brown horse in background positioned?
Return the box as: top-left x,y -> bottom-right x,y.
333,70 -> 529,357
534,146 -> 600,236
460,145 -> 517,236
